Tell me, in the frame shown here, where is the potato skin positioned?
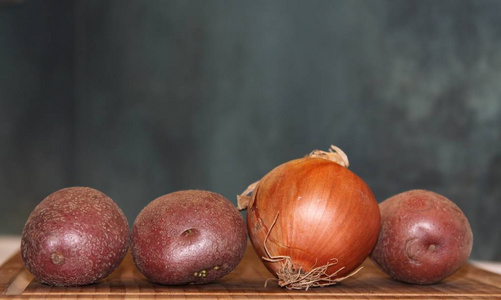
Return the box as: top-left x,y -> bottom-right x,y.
130,190 -> 247,285
21,187 -> 130,286
370,189 -> 473,284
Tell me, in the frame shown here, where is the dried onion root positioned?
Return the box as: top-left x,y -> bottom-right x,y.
261,213 -> 362,290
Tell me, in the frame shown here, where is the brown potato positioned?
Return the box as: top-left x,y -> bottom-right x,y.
370,189 -> 473,284
130,190 -> 247,285
21,187 -> 130,286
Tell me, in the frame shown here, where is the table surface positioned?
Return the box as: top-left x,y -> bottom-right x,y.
1,235 -> 500,275
1,235 -> 501,299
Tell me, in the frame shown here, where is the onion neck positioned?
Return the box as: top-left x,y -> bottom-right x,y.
237,145 -> 349,211
308,145 -> 349,168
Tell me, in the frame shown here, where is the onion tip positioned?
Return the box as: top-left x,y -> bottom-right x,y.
308,145 -> 349,168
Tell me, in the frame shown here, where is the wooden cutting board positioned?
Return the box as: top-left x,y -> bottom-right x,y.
1,243 -> 500,299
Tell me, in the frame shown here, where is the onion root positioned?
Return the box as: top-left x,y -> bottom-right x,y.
261,212 -> 362,290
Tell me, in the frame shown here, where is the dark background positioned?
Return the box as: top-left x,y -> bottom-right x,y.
1,0 -> 500,261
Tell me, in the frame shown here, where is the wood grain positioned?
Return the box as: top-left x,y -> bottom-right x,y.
1,243 -> 500,299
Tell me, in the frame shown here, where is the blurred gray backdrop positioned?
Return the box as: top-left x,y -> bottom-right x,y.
1,0 -> 500,261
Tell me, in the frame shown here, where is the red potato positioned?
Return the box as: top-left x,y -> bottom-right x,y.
130,190 -> 247,285
21,187 -> 130,286
370,189 -> 473,284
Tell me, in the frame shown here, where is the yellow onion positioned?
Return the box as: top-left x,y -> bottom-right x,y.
238,146 -> 380,290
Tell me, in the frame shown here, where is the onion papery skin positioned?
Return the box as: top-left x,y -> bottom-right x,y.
247,157 -> 380,287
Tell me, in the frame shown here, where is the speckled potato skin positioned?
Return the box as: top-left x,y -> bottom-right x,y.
130,190 -> 247,285
370,189 -> 473,284
21,187 -> 130,286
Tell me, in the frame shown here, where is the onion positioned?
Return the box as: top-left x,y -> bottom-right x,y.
238,146 -> 380,290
